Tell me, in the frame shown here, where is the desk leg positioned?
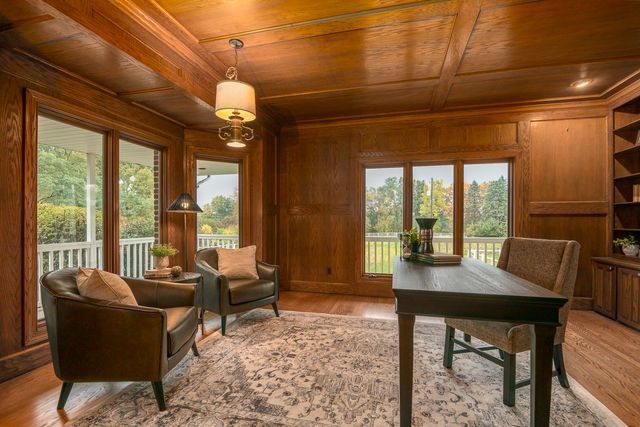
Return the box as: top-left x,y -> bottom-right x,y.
530,324 -> 555,427
398,313 -> 415,427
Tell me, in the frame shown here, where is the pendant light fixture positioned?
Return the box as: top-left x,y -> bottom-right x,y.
215,39 -> 256,148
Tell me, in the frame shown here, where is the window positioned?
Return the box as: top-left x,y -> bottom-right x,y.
361,160 -> 511,277
364,167 -> 403,274
463,163 -> 510,265
413,165 -> 454,254
37,115 -> 105,320
196,160 -> 240,250
119,139 -> 161,277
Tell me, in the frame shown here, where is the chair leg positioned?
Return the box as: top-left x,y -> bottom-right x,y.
502,353 -> 516,407
463,333 -> 471,343
498,349 -> 506,360
554,344 -> 570,388
151,381 -> 166,411
192,342 -> 200,357
272,302 -> 280,317
443,325 -> 455,369
56,382 -> 74,410
221,315 -> 227,336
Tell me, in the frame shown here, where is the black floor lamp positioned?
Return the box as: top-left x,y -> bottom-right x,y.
167,192 -> 203,266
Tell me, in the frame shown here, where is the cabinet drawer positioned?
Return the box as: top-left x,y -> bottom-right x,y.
617,268 -> 640,330
592,262 -> 616,319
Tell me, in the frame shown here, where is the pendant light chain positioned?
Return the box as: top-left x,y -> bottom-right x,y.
225,46 -> 239,80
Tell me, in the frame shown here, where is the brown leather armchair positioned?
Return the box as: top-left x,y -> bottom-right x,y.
40,268 -> 200,411
195,248 -> 279,335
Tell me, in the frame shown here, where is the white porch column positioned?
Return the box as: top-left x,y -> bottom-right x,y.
86,153 -> 97,267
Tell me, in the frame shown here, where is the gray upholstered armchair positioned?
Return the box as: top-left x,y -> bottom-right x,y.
443,237 -> 580,407
195,248 -> 279,335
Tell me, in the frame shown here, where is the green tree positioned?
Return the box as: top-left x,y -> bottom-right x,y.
366,177 -> 403,233
464,180 -> 483,235
198,191 -> 239,234
472,176 -> 508,237
418,179 -> 453,233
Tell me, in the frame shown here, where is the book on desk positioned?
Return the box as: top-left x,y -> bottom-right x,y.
413,252 -> 462,265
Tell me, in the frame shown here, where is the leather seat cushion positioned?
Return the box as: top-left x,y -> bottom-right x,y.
228,279 -> 274,305
165,306 -> 196,355
445,317 -> 563,354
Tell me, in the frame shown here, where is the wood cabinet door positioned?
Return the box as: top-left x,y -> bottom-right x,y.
617,268 -> 640,330
592,262 -> 616,318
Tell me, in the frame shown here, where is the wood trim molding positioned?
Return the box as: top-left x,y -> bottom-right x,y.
528,201 -> 609,216
0,343 -> 50,383
571,297 -> 593,311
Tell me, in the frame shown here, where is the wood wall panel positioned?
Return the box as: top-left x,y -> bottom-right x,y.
279,103 -> 609,299
428,122 -> 517,152
529,215 -> 607,298
0,75 -> 24,359
530,118 -> 607,202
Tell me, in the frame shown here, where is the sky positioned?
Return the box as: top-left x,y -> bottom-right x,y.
366,163 -> 508,188
196,174 -> 238,204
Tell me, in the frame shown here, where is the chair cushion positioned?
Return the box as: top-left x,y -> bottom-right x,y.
76,268 -> 138,306
445,318 -> 563,354
165,306 -> 197,355
217,245 -> 259,279
228,279 -> 275,305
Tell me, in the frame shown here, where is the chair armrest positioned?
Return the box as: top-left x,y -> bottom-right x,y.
257,261 -> 279,282
196,260 -> 228,288
124,277 -> 196,308
195,259 -> 229,312
51,295 -> 167,381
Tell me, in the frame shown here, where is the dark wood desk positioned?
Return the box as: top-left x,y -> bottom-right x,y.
392,257 -> 568,427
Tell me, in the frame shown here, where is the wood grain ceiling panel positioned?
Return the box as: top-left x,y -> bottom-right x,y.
156,0 -> 450,41
209,16 -> 454,97
446,61 -> 640,108
460,0 -> 640,74
0,20 -> 172,94
262,80 -> 436,121
123,88 -> 219,126
197,1 -> 457,51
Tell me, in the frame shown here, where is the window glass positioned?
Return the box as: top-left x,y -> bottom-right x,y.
413,165 -> 454,254
364,167 -> 403,274
196,160 -> 240,250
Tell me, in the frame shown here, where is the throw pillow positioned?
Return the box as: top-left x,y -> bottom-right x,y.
217,245 -> 259,279
76,267 -> 138,306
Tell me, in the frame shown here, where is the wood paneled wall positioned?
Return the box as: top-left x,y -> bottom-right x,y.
278,103 -> 610,302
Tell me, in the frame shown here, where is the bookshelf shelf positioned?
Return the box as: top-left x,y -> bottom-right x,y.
614,116 -> 640,133
614,144 -> 640,156
613,172 -> 640,181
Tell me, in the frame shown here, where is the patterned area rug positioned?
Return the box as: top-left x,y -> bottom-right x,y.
71,310 -> 621,426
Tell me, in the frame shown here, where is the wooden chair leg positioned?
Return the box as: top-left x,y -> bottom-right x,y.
272,302 -> 280,317
463,333 -> 471,343
554,344 -> 570,388
56,382 -> 74,410
191,342 -> 200,357
503,353 -> 516,407
151,381 -> 166,411
221,315 -> 227,336
443,325 -> 455,368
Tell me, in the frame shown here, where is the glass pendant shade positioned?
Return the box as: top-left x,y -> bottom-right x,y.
215,80 -> 256,122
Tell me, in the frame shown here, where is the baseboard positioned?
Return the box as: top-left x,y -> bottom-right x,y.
571,297 -> 593,310
284,280 -> 394,298
0,343 -> 50,383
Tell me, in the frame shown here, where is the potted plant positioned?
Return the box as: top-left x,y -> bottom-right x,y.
613,235 -> 639,257
408,228 -> 420,253
149,243 -> 179,269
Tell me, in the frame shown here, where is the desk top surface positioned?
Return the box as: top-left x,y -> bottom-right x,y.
392,257 -> 567,305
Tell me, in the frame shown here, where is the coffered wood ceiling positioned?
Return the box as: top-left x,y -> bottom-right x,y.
1,0 -> 639,127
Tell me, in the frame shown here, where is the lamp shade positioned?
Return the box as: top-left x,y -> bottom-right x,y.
167,192 -> 203,213
215,80 -> 256,122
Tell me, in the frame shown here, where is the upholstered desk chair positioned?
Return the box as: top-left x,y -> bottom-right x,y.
443,237 -> 580,406
41,269 -> 199,411
195,247 -> 279,335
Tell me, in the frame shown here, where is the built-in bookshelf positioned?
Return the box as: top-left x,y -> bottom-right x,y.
613,95 -> 640,250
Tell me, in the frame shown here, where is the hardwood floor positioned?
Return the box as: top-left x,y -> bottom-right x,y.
0,291 -> 637,426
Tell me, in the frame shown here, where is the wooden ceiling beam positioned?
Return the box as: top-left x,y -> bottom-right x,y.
430,0 -> 482,111
33,0 -> 222,108
0,14 -> 54,33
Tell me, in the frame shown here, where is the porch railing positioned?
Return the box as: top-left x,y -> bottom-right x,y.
364,234 -> 505,274
197,234 -> 239,250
